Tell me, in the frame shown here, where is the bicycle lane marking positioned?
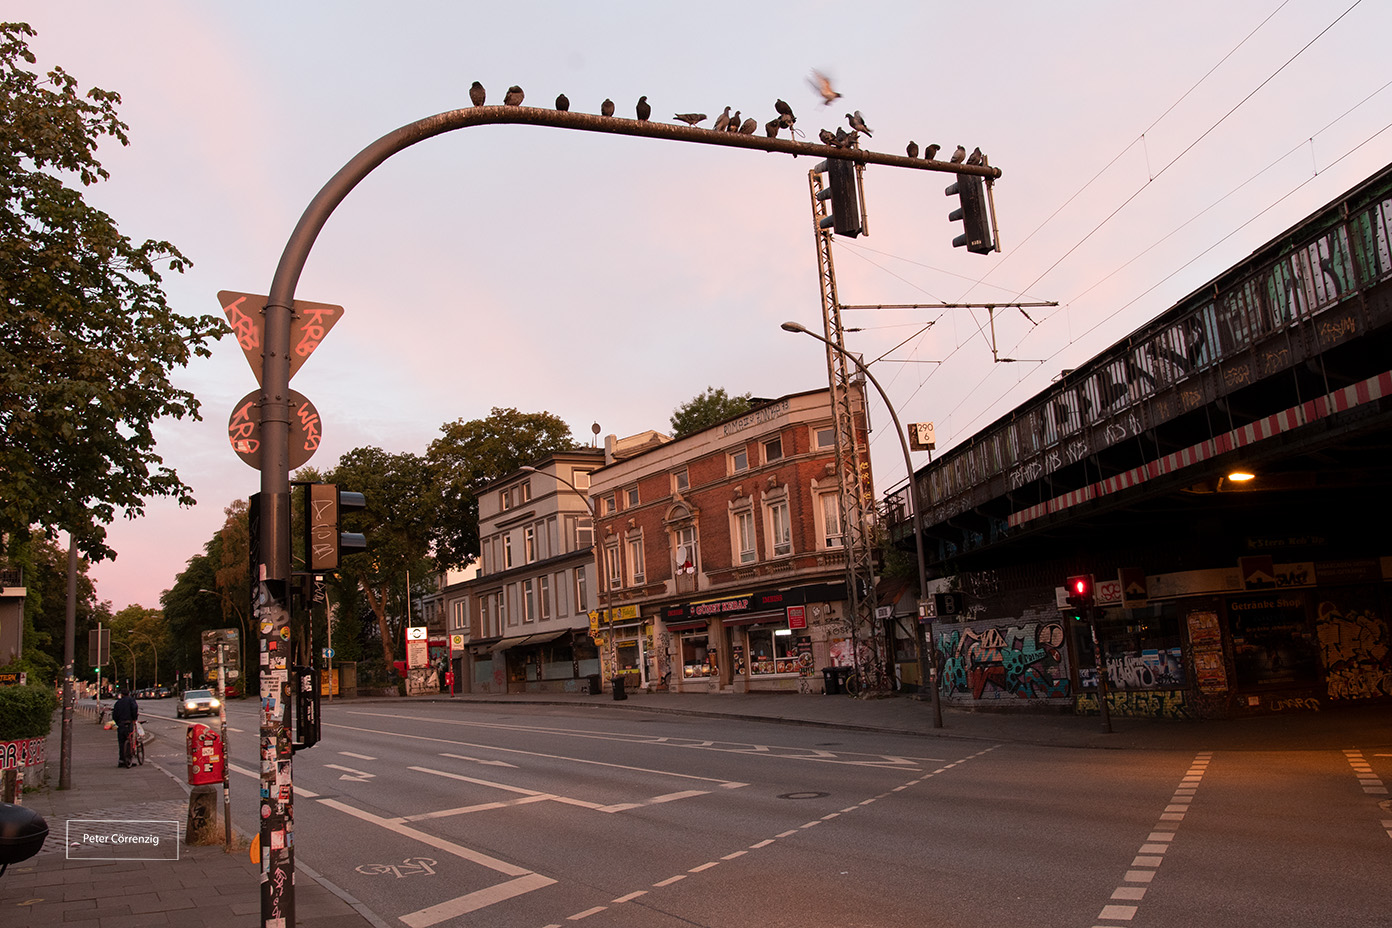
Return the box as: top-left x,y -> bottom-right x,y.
535,744 -> 1002,928
1341,749 -> 1392,842
1090,751 -> 1211,926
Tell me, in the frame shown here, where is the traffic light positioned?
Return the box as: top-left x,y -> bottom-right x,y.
305,483 -> 367,571
1065,574 -> 1094,608
293,664 -> 321,751
815,157 -> 862,238
945,172 -> 994,254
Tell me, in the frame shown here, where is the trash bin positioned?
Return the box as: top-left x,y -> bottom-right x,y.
0,802 -> 48,871
586,674 -> 602,696
612,675 -> 627,701
822,667 -> 841,695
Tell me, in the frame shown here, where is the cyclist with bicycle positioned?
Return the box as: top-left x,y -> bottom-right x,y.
112,689 -> 139,768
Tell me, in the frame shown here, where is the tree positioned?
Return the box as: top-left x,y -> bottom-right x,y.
426,408 -> 577,569
669,387 -> 753,438
0,22 -> 226,562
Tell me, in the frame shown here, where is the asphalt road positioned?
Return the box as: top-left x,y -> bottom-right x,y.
132,698 -> 1392,928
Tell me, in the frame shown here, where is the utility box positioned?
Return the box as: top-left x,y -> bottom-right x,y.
185,724 -> 224,786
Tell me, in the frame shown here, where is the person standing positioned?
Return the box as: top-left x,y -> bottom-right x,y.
112,689 -> 139,768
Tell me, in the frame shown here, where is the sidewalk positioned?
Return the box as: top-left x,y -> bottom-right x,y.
1,704 -> 380,928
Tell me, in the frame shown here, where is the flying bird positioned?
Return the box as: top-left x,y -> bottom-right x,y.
636,96 -> 651,121
673,112 -> 707,126
924,143 -> 941,160
503,85 -> 524,106
555,93 -> 570,111
966,146 -> 984,165
713,106 -> 732,132
906,140 -> 919,159
809,69 -> 841,106
469,81 -> 485,107
949,144 -> 967,164
818,128 -> 838,146
774,99 -> 795,124
601,98 -> 615,117
846,110 -> 872,136
738,117 -> 757,134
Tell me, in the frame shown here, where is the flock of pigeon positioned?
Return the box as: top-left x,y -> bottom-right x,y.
466,71 -> 984,166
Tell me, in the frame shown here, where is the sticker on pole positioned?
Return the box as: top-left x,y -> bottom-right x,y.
219,290 -> 344,385
227,389 -> 321,470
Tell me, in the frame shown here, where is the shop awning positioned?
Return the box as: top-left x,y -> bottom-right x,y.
665,620 -> 708,633
525,629 -> 569,645
490,635 -> 533,653
490,629 -> 573,653
721,612 -> 785,628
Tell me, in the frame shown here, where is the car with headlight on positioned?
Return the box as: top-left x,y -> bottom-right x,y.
176,688 -> 220,718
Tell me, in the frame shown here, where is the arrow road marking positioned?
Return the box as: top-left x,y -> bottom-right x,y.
324,763 -> 375,782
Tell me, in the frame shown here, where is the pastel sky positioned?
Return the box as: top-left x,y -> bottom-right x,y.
17,1 -> 1392,611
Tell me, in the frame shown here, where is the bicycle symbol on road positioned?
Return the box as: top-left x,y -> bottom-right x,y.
355,857 -> 438,878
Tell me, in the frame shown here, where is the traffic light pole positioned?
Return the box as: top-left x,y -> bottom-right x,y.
252,104 -> 999,927
1087,605 -> 1113,734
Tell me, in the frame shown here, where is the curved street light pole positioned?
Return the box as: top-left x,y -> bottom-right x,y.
129,632 -> 159,688
780,321 -> 943,728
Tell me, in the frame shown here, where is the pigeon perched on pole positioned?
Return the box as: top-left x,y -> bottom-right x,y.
809,69 -> 841,106
775,99 -> 795,124
469,81 -> 485,107
673,112 -> 707,126
950,145 -> 967,164
713,106 -> 732,132
765,118 -> 781,138
555,93 -> 570,111
906,140 -> 919,159
727,110 -> 742,132
503,85 -> 524,106
739,117 -> 757,134
601,98 -> 615,117
846,110 -> 872,136
818,128 -> 838,146
966,146 -> 984,165
924,143 -> 941,160
636,96 -> 651,121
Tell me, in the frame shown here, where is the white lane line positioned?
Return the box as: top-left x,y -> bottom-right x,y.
317,797 -> 537,877
229,762 -> 319,798
565,905 -> 607,921
399,795 -> 551,822
441,752 -> 518,769
689,861 -> 719,873
324,763 -> 376,781
339,751 -> 377,761
611,891 -> 647,903
399,873 -> 556,928
652,875 -> 686,887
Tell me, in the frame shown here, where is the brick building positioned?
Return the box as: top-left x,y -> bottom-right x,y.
588,386 -> 871,694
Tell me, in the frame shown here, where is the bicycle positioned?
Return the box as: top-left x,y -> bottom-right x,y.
124,722 -> 145,767
842,664 -> 898,697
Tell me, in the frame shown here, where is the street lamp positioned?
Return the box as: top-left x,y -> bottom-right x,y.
780,320 -> 943,728
519,465 -> 614,692
129,632 -> 159,688
113,639 -> 137,692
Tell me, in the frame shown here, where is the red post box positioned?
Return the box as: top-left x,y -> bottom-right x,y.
185,723 -> 224,786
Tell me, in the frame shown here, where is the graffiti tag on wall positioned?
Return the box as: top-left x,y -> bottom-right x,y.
934,618 -> 1070,702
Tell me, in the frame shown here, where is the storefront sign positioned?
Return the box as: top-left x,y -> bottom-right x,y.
0,736 -> 45,770
787,605 -> 807,630
0,671 -> 25,687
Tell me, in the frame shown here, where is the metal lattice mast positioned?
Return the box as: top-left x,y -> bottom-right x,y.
808,168 -> 880,689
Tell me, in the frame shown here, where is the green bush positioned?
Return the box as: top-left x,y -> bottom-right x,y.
0,684 -> 57,740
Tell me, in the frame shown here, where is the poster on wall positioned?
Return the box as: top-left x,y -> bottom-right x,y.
1227,594 -> 1318,687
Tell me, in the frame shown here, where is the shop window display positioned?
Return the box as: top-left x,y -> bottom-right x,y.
746,626 -> 798,675
680,635 -> 716,678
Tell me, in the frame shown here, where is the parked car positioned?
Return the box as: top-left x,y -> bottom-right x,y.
176,688 -> 220,718
154,686 -> 172,699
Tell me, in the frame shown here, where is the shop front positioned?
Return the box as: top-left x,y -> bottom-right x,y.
664,588 -> 831,693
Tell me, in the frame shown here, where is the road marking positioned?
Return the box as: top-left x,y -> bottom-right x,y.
689,861 -> 720,873
325,763 -> 376,782
398,873 -> 556,928
1093,752 -> 1209,925
565,905 -> 607,920
652,875 -> 686,887
229,762 -> 319,798
399,795 -> 551,822
410,767 -> 711,814
441,752 -> 518,768
611,891 -> 647,903
1343,749 -> 1389,796
339,751 -> 377,761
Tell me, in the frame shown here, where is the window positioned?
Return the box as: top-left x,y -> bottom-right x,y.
605,542 -> 622,590
553,572 -> 566,616
504,534 -> 514,569
735,509 -> 756,564
451,598 -> 468,631
524,526 -> 536,563
674,468 -> 690,492
627,535 -> 645,585
625,486 -> 640,508
680,635 -> 715,679
573,470 -> 591,489
674,525 -> 697,575
523,579 -> 536,623
539,575 -> 551,620
767,500 -> 792,557
601,493 -> 617,515
730,447 -> 749,472
763,436 -> 783,463
819,492 -> 844,548
575,565 -> 589,612
815,426 -> 835,450
747,627 -> 798,675
574,516 -> 594,549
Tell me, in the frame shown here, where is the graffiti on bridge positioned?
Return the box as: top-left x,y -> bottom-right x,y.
1075,689 -> 1191,719
934,618 -> 1070,701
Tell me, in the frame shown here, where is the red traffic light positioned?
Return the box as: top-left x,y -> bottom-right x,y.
1065,574 -> 1094,607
